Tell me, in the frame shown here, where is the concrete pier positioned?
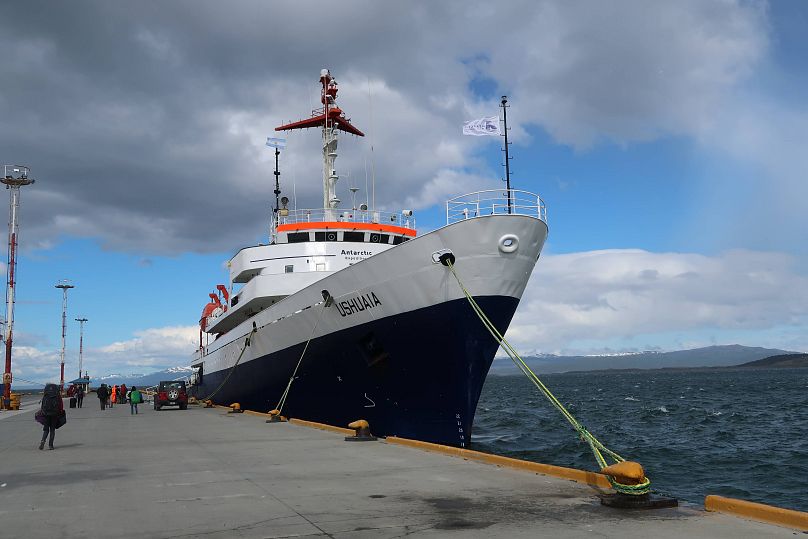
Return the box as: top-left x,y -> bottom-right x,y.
0,396 -> 798,538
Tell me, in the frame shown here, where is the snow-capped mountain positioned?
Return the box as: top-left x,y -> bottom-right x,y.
89,366 -> 192,388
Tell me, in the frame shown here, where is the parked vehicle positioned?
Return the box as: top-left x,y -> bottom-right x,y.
154,381 -> 188,411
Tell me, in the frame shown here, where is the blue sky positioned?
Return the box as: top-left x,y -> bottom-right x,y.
2,1 -> 808,384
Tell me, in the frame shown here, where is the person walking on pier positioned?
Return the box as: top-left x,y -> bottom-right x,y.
110,385 -> 117,408
37,383 -> 64,450
129,386 -> 142,415
76,385 -> 84,408
120,383 -> 128,405
97,384 -> 109,410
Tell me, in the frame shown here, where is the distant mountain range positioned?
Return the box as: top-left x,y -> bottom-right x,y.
489,344 -> 799,375
90,366 -> 194,388
11,365 -> 195,390
13,345 -> 804,390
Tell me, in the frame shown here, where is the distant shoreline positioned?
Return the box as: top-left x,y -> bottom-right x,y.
490,353 -> 808,376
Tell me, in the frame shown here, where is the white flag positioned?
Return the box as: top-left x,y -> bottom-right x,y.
462,116 -> 501,136
266,137 -> 287,149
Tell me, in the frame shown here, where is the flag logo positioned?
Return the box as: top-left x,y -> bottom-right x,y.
462,116 -> 501,136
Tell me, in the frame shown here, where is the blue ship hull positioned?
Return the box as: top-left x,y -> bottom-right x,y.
192,295 -> 518,447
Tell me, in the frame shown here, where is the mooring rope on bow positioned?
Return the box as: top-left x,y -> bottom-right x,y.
274,295 -> 331,416
444,258 -> 651,495
197,323 -> 258,402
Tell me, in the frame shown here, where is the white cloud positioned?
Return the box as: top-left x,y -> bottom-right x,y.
98,325 -> 198,364
10,325 -> 199,385
0,0 -> 775,254
507,249 -> 808,354
484,0 -> 768,148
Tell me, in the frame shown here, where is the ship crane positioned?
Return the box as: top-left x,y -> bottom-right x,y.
275,69 -> 364,219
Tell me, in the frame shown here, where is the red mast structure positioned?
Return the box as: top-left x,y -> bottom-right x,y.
2,165 -> 34,408
276,69 -> 364,215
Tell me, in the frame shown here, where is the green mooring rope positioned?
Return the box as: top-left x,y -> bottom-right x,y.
446,260 -> 651,495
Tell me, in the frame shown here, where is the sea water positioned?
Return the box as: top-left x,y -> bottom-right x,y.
474,368 -> 808,512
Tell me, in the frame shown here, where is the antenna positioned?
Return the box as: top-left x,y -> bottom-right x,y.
363,156 -> 369,209
1,165 -> 35,408
367,77 -> 376,211
273,146 -> 281,215
501,96 -> 513,214
265,136 -> 287,242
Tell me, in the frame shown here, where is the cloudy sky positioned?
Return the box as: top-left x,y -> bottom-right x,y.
2,0 -> 807,384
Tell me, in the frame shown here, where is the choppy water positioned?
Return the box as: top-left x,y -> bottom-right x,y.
474,368 -> 808,512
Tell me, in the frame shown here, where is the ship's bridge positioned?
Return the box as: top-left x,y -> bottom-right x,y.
270,207 -> 416,245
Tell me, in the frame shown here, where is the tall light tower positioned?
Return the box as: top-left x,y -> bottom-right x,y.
2,165 -> 35,408
75,317 -> 87,380
55,280 -> 74,393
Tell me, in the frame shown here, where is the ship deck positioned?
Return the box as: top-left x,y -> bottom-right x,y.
0,396 -> 801,538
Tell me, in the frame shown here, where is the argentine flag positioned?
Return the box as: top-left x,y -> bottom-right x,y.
266,137 -> 287,149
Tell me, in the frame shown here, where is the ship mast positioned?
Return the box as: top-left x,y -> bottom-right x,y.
276,69 -> 364,218
322,70 -> 339,215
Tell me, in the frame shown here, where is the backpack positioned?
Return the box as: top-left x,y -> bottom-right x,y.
41,386 -> 61,416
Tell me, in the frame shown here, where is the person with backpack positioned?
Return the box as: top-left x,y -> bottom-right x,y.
97,384 -> 109,409
129,386 -> 143,415
76,385 -> 84,408
38,383 -> 64,450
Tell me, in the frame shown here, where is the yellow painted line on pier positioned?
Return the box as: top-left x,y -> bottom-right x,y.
288,417 -> 355,436
705,495 -> 808,531
384,436 -> 612,489
244,410 -> 271,419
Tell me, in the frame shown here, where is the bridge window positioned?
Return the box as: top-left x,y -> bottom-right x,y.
287,232 -> 310,243
342,231 -> 365,242
315,231 -> 338,242
285,265 -> 294,273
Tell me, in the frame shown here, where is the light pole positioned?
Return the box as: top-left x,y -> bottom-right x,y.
55,280 -> 74,393
2,165 -> 35,408
75,317 -> 87,380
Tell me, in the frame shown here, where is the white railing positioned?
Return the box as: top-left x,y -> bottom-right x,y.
271,208 -> 416,237
446,189 -> 547,224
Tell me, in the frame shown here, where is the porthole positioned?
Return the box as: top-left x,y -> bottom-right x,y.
498,234 -> 519,253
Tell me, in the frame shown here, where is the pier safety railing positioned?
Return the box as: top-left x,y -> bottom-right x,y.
446,189 -> 547,225
271,208 -> 416,237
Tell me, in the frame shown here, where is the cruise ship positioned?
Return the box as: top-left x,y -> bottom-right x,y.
190,69 -> 548,447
